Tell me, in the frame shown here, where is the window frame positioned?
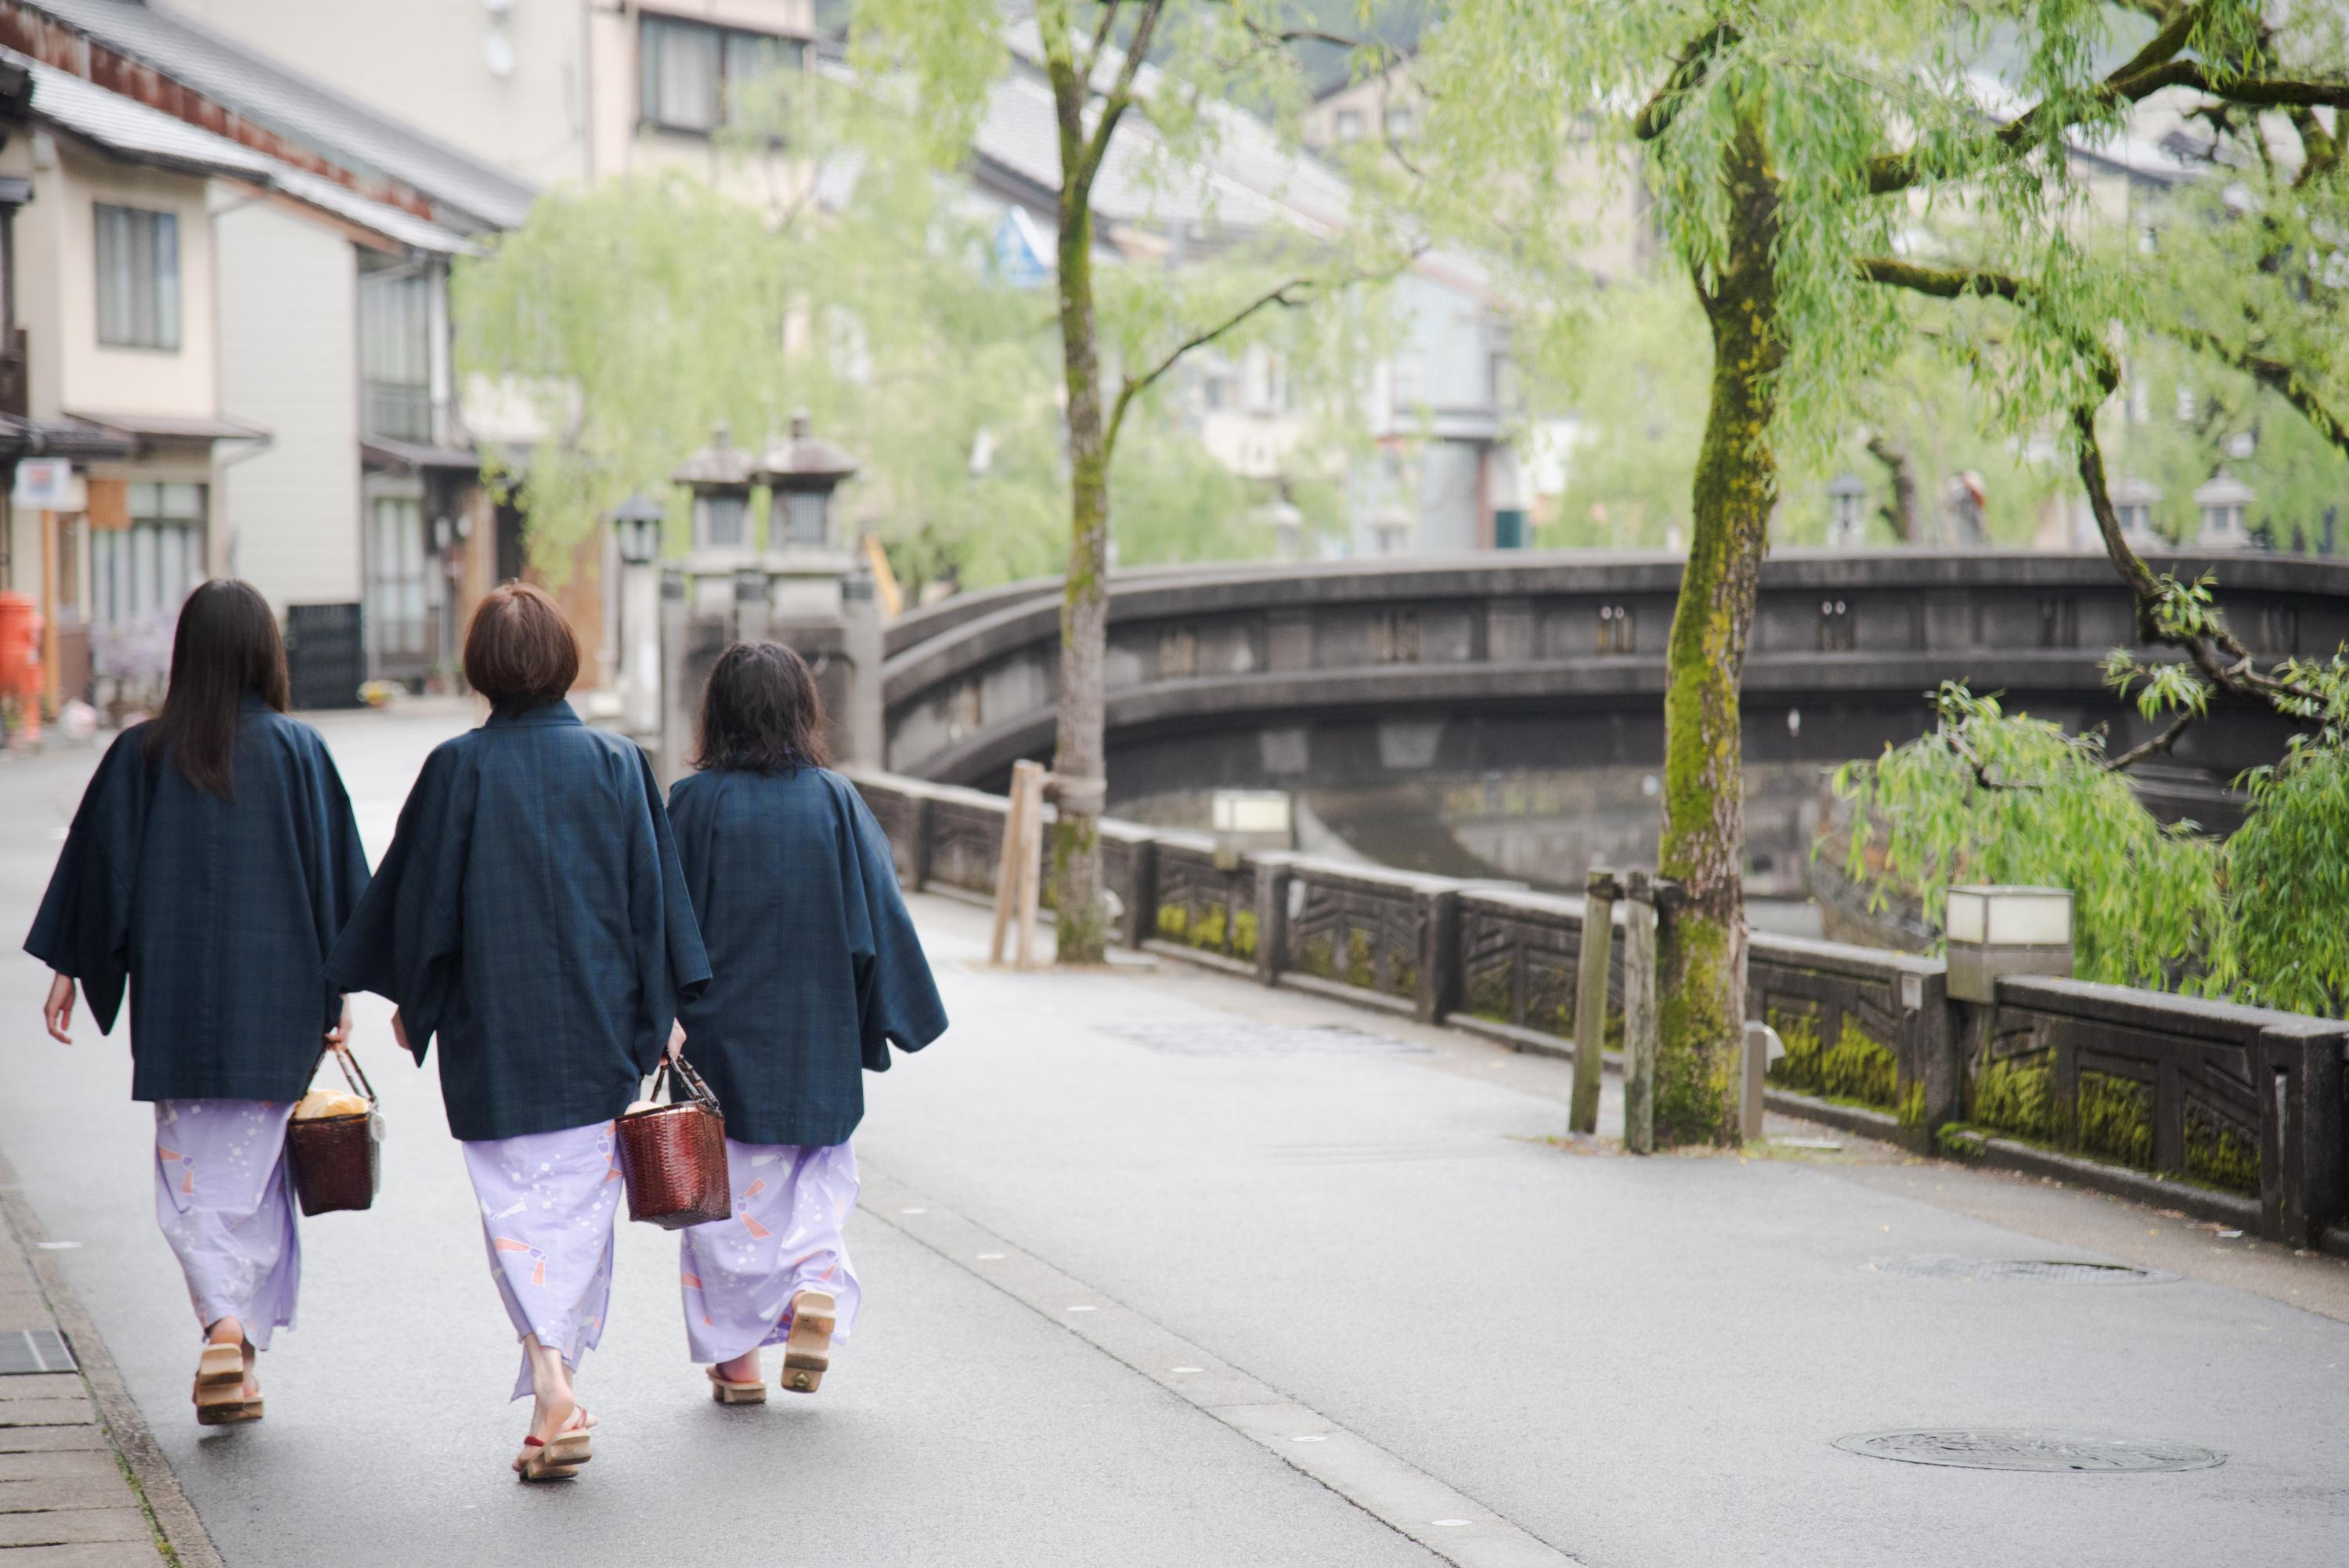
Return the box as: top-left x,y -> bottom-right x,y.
93,203 -> 182,352
638,12 -> 804,137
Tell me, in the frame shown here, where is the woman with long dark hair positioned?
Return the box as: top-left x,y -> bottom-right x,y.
327,582 -> 708,1480
667,641 -> 944,1404
27,579 -> 370,1426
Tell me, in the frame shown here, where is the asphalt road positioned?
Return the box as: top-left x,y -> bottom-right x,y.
2,704 -> 2347,1566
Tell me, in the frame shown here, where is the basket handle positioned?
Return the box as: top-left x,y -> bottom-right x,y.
316,1040 -> 376,1105
650,1051 -> 720,1114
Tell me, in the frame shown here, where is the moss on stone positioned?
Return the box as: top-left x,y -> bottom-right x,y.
1345,928 -> 1375,989
1232,909 -> 1257,961
1766,1012 -> 1825,1094
1972,1054 -> 2067,1145
1466,961 -> 1514,1023
2076,1071 -> 2154,1170
1156,903 -> 1188,940
1297,932 -> 1336,979
2184,1104 -> 2259,1195
1821,1020 -> 1899,1109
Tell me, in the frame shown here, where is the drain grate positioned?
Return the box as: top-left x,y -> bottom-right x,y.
1835,1429 -> 2222,1472
0,1328 -> 76,1375
1867,1256 -> 2180,1285
1098,1022 -> 1431,1058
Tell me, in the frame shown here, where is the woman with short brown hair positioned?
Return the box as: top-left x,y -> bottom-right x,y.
330,583 -> 709,1480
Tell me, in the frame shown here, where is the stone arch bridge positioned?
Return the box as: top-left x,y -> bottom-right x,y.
879,550 -> 2349,845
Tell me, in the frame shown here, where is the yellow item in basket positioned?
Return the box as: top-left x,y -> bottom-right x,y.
294,1090 -> 370,1120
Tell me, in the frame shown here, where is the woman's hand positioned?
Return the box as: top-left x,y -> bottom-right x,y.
666,1019 -> 686,1064
41,973 -> 75,1044
389,1010 -> 412,1055
324,997 -> 355,1054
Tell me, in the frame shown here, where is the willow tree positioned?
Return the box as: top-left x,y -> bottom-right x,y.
1418,1 -> 2349,1143
854,1 -> 1385,964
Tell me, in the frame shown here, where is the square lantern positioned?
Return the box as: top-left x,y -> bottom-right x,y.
607,492 -> 666,566
1211,788 -> 1294,839
2109,476 -> 2160,543
2193,471 -> 2254,551
672,422 -> 756,551
1944,885 -> 2073,1002
758,410 -> 859,550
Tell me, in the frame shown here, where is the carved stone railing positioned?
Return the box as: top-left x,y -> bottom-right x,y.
846,767 -> 2349,1249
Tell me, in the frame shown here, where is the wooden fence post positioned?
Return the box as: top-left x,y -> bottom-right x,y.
1571,869 -> 1617,1136
1622,871 -> 1658,1155
989,761 -> 1048,968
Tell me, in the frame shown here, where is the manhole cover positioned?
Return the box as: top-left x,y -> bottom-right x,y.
1097,1022 -> 1431,1058
1835,1429 -> 2222,1472
1867,1256 -> 2179,1285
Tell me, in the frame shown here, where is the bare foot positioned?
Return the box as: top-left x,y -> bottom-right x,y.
714,1350 -> 761,1385
205,1317 -> 259,1401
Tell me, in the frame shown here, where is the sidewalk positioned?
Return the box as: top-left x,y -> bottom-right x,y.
0,1152 -> 210,1568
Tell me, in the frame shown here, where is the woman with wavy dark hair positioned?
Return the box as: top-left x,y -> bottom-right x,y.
27,579 -> 370,1427
328,582 -> 709,1480
666,640 -> 946,1404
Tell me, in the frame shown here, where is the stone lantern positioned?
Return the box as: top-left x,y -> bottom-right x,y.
2109,476 -> 2160,543
756,411 -> 859,550
2194,471 -> 2254,550
1826,472 -> 1868,550
671,421 -> 756,552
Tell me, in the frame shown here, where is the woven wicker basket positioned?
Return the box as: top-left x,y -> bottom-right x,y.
287,1048 -> 381,1217
616,1055 -> 731,1230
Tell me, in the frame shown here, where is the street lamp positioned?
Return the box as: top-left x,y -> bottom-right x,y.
1825,472 -> 1868,549
605,492 -> 667,737
757,410 -> 859,550
672,422 -> 756,551
2193,471 -> 2254,550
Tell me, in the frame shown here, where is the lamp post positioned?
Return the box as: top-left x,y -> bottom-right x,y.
2109,476 -> 2161,544
1944,885 -> 2073,1002
1825,472 -> 1868,550
756,410 -> 860,550
607,491 -> 666,738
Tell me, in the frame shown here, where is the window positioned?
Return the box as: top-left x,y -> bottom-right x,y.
1383,106 -> 1414,139
696,492 -> 747,549
369,496 -> 429,660
95,205 -> 180,350
1334,109 -> 1364,142
90,483 -> 204,629
359,262 -> 432,442
640,14 -> 803,134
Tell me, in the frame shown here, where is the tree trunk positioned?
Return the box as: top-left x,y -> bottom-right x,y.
1048,166 -> 1110,965
1655,117 -> 1781,1147
1866,432 -> 1920,542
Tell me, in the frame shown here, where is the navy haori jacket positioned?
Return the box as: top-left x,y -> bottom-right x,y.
25,696 -> 370,1104
326,700 -> 711,1142
667,765 -> 946,1148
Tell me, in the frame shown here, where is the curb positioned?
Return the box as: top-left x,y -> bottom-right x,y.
0,1144 -> 222,1568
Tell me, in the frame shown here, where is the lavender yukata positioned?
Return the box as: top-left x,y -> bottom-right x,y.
464,1123 -> 626,1398
26,702 -> 368,1360
154,1101 -> 301,1346
666,766 -> 946,1370
327,700 -> 709,1403
681,1141 -> 861,1364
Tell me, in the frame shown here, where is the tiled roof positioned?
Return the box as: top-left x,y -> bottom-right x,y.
16,1 -> 536,228
12,45 -> 475,253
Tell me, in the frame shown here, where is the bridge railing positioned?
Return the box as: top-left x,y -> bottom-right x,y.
846,768 -> 2349,1251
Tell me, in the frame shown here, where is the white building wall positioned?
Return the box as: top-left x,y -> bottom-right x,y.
212,199 -> 362,611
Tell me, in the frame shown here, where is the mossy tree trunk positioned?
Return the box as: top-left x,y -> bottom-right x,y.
1656,115 -> 1782,1146
1048,178 -> 1110,964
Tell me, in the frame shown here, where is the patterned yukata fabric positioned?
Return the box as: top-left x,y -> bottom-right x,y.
27,697 -> 369,1102
462,1122 -> 623,1400
679,1140 -> 861,1365
327,700 -> 710,1142
154,1101 -> 300,1350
